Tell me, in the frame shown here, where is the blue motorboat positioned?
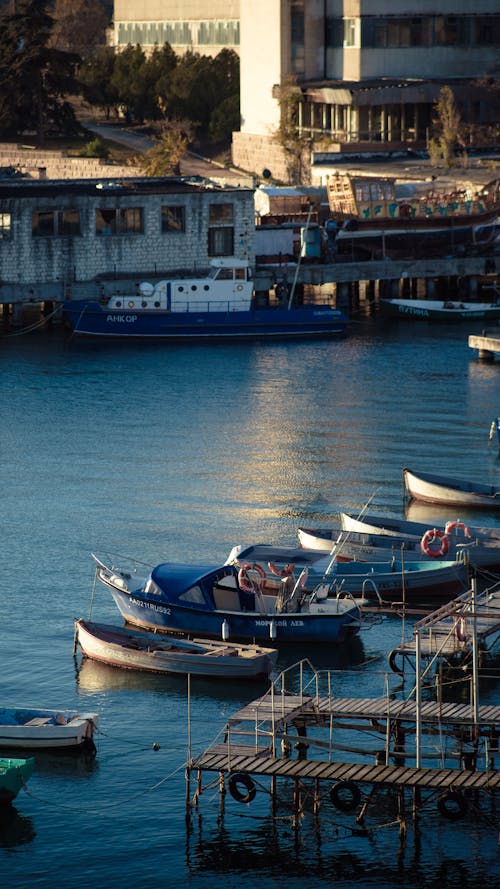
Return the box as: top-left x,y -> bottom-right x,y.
92,555 -> 362,644
63,258 -> 348,341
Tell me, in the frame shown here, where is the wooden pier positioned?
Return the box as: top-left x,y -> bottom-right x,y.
468,329 -> 500,360
388,583 -> 500,673
188,656 -> 500,832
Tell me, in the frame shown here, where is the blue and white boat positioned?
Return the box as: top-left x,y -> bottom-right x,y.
92,555 -> 362,644
63,258 -> 348,341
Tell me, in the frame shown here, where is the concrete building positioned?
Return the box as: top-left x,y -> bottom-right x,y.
111,0 -> 240,56
233,0 -> 500,181
0,177 -> 255,309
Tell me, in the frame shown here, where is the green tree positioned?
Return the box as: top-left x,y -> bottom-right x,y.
110,43 -> 147,122
78,45 -> 119,119
428,85 -> 465,167
138,118 -> 193,176
274,76 -> 310,183
51,0 -> 109,55
0,0 -> 79,142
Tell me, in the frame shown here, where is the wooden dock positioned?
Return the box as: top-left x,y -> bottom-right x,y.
188,662 -> 500,831
468,329 -> 500,359
388,583 -> 500,672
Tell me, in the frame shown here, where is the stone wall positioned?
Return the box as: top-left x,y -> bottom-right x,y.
0,145 -> 141,180
232,132 -> 290,184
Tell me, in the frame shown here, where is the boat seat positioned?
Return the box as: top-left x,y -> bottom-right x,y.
24,717 -> 52,726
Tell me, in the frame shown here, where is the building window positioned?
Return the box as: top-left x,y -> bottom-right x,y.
60,210 -> 81,235
32,210 -> 81,236
0,212 -> 12,238
208,203 -> 234,256
161,205 -> 185,233
291,1 -> 305,74
95,207 -> 143,236
344,19 -> 357,47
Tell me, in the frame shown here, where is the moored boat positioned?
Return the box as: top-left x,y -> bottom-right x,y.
92,554 -> 363,644
63,258 -> 348,341
380,298 -> 500,322
0,757 -> 34,805
297,526 -> 500,570
74,618 -> 278,680
403,467 -> 500,509
326,171 -> 500,260
340,510 -> 500,541
228,544 -> 468,608
0,707 -> 99,752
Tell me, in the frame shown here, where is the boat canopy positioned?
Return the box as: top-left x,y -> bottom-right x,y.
148,562 -> 239,605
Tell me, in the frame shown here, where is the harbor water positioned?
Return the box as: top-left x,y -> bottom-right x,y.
1,316 -> 499,888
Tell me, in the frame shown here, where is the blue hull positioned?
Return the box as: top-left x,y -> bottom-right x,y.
63,303 -> 348,341
108,588 -> 360,644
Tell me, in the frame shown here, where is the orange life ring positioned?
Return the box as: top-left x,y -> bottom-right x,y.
445,520 -> 471,538
252,562 -> 266,580
420,528 -> 449,558
268,562 -> 295,577
238,562 -> 266,592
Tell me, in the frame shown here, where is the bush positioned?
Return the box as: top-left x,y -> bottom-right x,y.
78,137 -> 110,159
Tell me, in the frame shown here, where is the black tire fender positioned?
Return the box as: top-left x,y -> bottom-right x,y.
437,790 -> 468,821
228,772 -> 256,804
329,780 -> 361,812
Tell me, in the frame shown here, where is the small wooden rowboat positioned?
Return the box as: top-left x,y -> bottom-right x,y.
0,757 -> 34,804
74,618 -> 278,680
403,467 -> 500,509
0,707 -> 99,752
340,511 -> 500,541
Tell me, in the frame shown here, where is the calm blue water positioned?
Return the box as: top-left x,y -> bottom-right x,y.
1,317 -> 499,888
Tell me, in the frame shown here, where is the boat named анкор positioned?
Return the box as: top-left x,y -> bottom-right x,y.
63,258 -> 348,341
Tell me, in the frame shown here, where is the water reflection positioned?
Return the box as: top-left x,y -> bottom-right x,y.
405,500 -> 500,529
0,806 -> 35,848
185,810 -> 500,888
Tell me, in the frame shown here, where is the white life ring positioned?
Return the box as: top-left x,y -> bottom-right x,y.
420,528 -> 449,558
445,520 -> 471,538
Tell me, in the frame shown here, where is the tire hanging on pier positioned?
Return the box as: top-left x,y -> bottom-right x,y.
228,772 -> 256,804
329,780 -> 361,812
437,790 -> 468,821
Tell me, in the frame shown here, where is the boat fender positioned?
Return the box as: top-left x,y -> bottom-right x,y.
456,616 -> 467,642
329,780 -> 361,813
228,772 -> 256,804
437,790 -> 467,821
388,648 -> 404,674
238,563 -> 254,593
444,520 -> 471,539
420,528 -> 449,558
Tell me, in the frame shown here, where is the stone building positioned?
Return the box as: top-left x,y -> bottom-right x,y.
111,0 -> 240,56
0,177 -> 255,307
234,0 -> 500,181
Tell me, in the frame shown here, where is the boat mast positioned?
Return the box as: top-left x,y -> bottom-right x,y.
287,203 -> 313,310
